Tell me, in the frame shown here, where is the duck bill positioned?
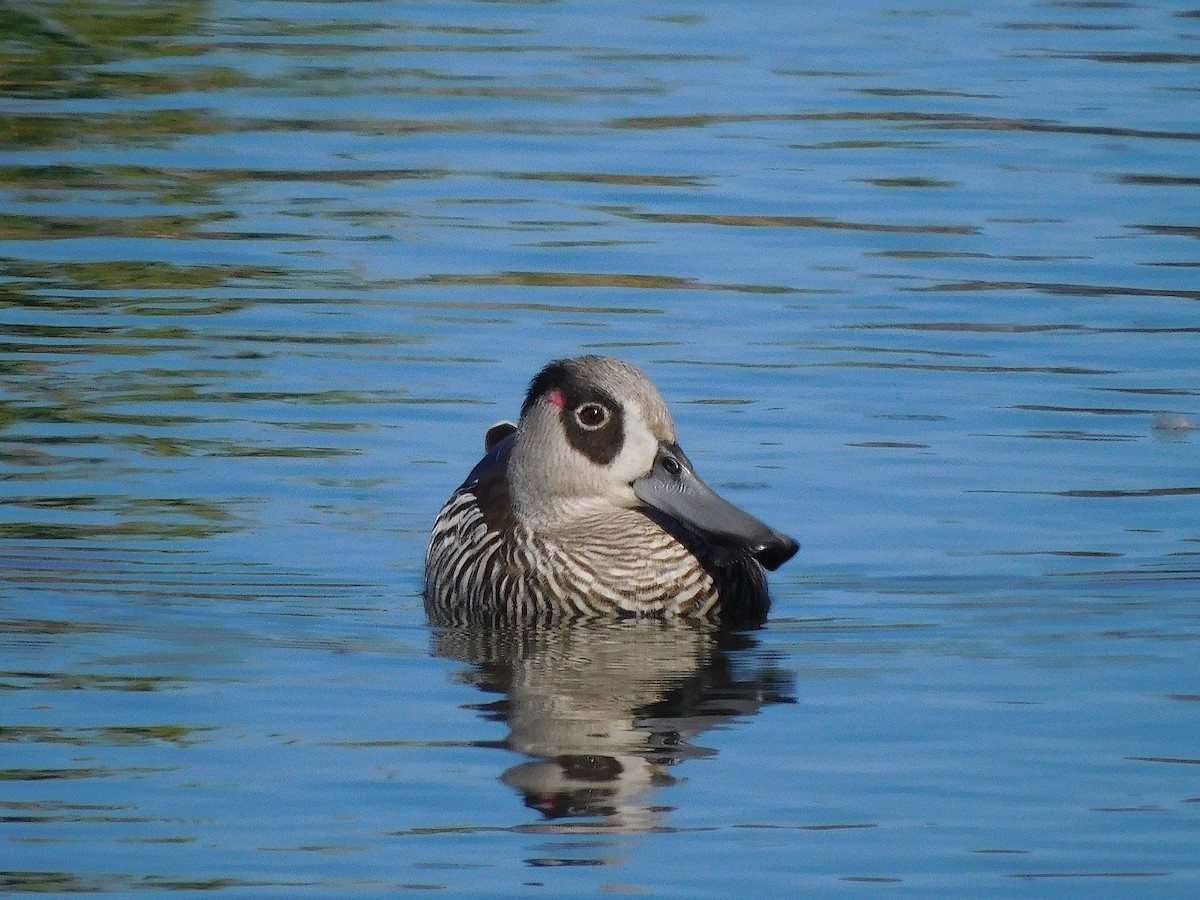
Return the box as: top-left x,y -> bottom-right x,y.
633,443 -> 799,571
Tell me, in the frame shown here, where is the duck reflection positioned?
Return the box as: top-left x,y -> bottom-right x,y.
431,620 -> 794,832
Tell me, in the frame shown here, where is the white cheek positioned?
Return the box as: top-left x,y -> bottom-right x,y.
609,405 -> 659,487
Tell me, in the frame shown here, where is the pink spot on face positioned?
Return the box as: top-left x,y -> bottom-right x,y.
547,389 -> 566,409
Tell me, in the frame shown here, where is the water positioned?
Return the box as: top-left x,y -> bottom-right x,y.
2,0 -> 1198,894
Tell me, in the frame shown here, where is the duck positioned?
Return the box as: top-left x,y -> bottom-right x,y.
424,355 -> 798,626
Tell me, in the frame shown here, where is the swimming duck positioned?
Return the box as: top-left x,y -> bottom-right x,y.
424,356 -> 798,626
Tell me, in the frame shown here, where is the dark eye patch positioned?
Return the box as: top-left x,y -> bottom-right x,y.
523,360 -> 624,465
563,391 -> 622,465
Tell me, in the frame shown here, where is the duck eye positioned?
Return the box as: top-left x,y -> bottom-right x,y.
575,402 -> 609,429
661,455 -> 682,477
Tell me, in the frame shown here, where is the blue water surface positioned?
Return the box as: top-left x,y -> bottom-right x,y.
1,0 -> 1198,895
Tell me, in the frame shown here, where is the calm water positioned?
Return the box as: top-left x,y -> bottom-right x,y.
2,0 -> 1199,895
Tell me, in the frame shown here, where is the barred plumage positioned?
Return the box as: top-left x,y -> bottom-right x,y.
423,356 -> 796,627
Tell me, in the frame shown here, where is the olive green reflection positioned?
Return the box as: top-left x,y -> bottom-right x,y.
0,1 -> 207,99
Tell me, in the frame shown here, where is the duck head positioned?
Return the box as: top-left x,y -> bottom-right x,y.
507,356 -> 798,571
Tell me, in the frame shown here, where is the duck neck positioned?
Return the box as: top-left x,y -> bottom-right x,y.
510,492 -> 623,538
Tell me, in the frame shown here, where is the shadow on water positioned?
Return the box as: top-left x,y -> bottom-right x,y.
431,619 -> 794,834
